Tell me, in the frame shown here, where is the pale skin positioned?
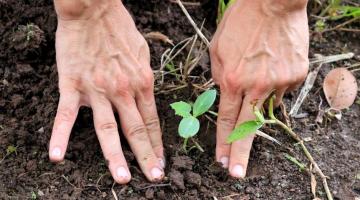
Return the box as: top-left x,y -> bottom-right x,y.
50,0 -> 309,183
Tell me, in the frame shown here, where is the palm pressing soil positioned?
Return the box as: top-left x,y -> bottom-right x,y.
0,0 -> 359,199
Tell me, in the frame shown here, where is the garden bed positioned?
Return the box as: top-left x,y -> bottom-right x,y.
0,0 -> 359,199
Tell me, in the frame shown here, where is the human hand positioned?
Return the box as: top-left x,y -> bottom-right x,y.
49,0 -> 164,183
210,0 -> 309,178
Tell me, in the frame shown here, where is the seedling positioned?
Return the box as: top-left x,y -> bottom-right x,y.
0,145 -> 17,163
170,89 -> 217,153
227,95 -> 333,200
316,0 -> 360,32
324,0 -> 360,20
31,191 -> 37,200
217,0 -> 236,24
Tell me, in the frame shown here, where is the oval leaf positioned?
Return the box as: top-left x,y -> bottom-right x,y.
193,89 -> 217,117
227,120 -> 263,143
178,116 -> 200,138
170,101 -> 192,118
323,68 -> 358,109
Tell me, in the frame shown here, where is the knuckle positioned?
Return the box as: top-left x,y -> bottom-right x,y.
56,107 -> 76,122
93,73 -> 107,89
126,124 -> 147,140
145,117 -> 160,131
139,150 -> 153,162
114,76 -> 130,97
139,69 -> 154,90
276,77 -> 290,88
59,76 -> 81,90
217,116 -> 237,128
254,79 -> 272,95
222,73 -> 241,91
98,122 -> 118,133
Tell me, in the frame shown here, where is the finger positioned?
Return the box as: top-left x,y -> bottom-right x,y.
229,95 -> 266,178
49,88 -> 80,162
136,89 -> 164,168
114,95 -> 164,182
274,88 -> 287,107
91,95 -> 131,184
216,90 -> 242,168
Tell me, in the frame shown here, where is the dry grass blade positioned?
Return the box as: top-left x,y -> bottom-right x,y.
176,0 -> 210,47
310,165 -> 319,199
111,182 -> 119,200
256,130 -> 281,145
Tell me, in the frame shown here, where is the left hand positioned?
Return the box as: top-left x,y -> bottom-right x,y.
210,0 -> 309,178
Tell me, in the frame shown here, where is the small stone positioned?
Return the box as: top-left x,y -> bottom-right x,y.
37,190 -> 44,196
37,127 -> 44,133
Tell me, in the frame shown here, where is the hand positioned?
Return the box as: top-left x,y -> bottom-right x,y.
210,0 -> 309,178
49,0 -> 164,184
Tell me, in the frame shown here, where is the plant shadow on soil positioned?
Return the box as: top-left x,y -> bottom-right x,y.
0,0 -> 359,199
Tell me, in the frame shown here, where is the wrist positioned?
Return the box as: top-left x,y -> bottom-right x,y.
233,0 -> 307,17
54,0 -> 122,20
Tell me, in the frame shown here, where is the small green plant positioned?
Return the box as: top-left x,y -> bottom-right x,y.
0,145 -> 17,163
31,191 -> 37,200
324,0 -> 360,20
316,0 -> 360,32
6,145 -> 17,155
217,0 -> 236,24
227,95 -> 333,200
170,89 -> 217,152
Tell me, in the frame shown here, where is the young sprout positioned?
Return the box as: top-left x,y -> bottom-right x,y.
170,89 -> 217,153
227,95 -> 334,200
217,0 -> 236,24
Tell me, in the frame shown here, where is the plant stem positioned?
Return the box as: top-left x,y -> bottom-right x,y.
266,95 -> 332,199
207,110 -> 218,117
268,96 -> 276,119
274,119 -> 333,200
191,138 -> 204,152
183,138 -> 189,153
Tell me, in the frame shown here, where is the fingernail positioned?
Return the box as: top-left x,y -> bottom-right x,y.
116,167 -> 129,179
231,165 -> 244,178
159,158 -> 165,169
151,167 -> 163,180
51,147 -> 62,158
220,156 -> 229,168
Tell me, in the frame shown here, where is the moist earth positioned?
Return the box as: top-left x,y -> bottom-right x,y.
0,0 -> 359,199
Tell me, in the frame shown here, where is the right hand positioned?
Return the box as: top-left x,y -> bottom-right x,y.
49,0 -> 165,184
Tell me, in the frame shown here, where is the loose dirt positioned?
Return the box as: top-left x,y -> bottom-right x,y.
1,0 -> 359,199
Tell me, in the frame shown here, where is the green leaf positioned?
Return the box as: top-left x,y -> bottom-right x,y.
170,101 -> 192,118
6,145 -> 17,155
178,116 -> 200,138
227,120 -> 263,143
193,89 -> 217,117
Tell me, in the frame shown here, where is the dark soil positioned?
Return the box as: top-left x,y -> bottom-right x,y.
1,0 -> 359,199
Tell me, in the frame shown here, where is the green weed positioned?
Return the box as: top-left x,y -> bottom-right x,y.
170,89 -> 217,152
217,0 -> 236,24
